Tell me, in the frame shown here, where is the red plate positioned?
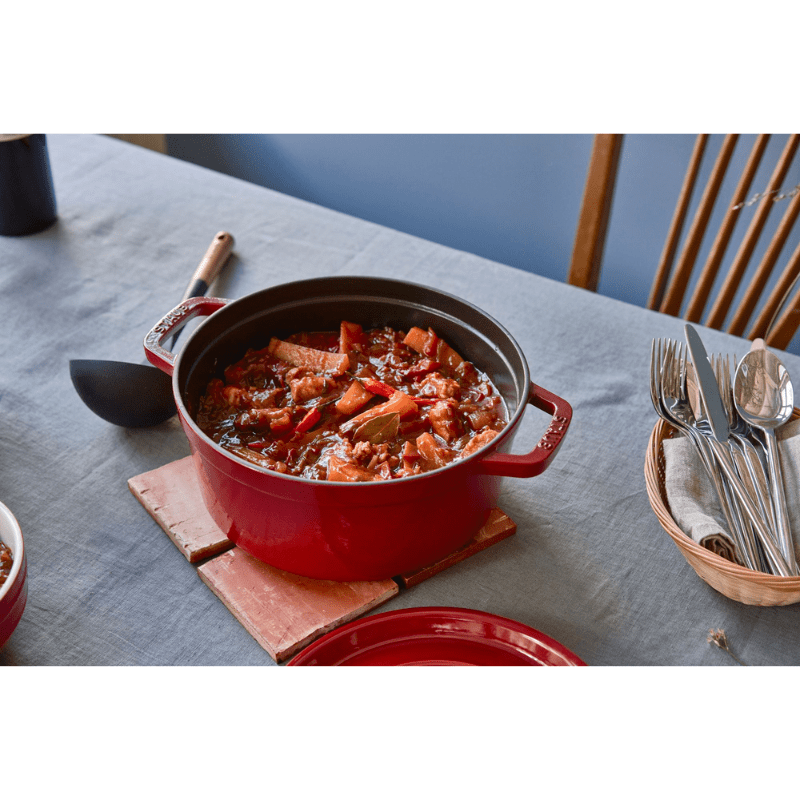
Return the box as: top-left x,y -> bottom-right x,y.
287,606 -> 586,666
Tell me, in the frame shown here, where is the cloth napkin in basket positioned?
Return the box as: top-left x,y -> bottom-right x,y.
663,418 -> 800,565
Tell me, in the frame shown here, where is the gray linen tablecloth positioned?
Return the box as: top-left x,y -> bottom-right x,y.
2,133 -> 800,666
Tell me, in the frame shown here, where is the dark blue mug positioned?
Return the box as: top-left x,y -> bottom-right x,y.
0,134 -> 57,236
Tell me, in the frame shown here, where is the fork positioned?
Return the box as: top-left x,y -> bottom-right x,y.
651,339 -> 760,570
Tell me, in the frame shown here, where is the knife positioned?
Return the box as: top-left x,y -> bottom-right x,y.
684,324 -> 730,442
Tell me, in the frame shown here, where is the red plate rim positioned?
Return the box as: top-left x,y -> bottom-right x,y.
287,606 -> 586,666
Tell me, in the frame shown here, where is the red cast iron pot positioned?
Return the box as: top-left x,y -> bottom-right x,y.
144,277 -> 571,581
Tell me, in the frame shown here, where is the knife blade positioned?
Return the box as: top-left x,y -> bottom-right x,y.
684,324 -> 730,442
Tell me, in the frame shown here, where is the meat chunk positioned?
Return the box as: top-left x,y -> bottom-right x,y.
418,372 -> 461,400
250,388 -> 281,408
427,401 -> 463,443
466,398 -> 503,430
366,443 -> 392,470
402,358 -> 441,380
220,385 -> 280,410
326,454 -> 382,482
395,441 -> 422,477
221,386 -> 253,409
289,373 -> 328,403
353,440 -> 374,463
416,432 -> 454,469
321,438 -> 355,465
460,429 -> 500,459
234,407 -> 293,433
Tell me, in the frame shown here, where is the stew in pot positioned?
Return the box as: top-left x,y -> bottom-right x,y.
0,541 -> 12,588
197,322 -> 508,481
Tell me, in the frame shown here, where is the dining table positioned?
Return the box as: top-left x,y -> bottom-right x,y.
3,132 -> 800,668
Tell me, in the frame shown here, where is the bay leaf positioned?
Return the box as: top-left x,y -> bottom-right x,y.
353,411 -> 400,444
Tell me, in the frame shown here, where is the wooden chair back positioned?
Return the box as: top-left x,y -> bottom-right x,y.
568,133 -> 800,350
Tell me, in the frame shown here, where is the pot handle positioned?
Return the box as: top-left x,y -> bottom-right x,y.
476,383 -> 572,478
143,296 -> 229,376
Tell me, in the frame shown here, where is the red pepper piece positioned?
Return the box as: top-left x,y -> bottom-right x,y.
294,407 -> 321,435
341,389 -> 418,433
422,328 -> 440,358
362,379 -> 396,398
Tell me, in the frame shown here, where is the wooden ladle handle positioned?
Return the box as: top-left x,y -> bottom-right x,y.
182,231 -> 235,300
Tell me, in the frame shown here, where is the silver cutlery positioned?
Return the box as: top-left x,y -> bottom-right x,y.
683,325 -> 792,575
651,332 -> 794,576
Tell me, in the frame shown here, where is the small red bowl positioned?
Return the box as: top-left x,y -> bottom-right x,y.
0,501 -> 27,649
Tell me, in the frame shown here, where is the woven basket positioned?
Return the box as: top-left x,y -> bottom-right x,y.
644,409 -> 800,606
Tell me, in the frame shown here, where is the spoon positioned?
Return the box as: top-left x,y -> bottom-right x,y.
70,231 -> 234,427
733,338 -> 799,575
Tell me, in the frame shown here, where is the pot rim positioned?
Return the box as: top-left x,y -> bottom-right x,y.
170,276 -> 531,487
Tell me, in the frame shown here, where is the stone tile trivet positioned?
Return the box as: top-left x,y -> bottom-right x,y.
129,457 -> 516,662
128,456 -> 233,563
198,549 -> 398,663
396,508 -> 517,588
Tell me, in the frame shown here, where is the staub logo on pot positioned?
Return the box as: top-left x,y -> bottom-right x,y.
540,415 -> 570,450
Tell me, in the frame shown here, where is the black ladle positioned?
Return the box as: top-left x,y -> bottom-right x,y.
70,231 -> 234,427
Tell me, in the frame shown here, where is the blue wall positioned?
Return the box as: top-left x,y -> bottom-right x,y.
166,134 -> 800,350
166,134 -> 594,283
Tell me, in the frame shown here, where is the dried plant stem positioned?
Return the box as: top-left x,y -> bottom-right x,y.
732,183 -> 800,210
707,628 -> 745,665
